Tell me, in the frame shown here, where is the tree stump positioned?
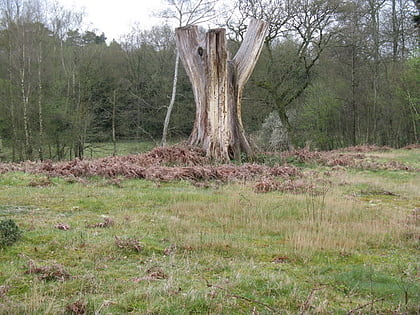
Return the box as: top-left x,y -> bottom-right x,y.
176,19 -> 268,161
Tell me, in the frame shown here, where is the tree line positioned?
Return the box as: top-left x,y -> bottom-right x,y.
0,0 -> 418,161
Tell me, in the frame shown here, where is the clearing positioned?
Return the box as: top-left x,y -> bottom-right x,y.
0,145 -> 419,314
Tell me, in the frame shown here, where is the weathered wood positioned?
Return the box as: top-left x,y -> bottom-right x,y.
176,19 -> 268,161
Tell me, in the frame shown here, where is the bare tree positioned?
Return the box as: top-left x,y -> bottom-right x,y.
229,0 -> 340,148
111,89 -> 117,156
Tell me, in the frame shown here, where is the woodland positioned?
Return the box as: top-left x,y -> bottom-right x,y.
0,1 -> 419,313
0,0 -> 419,162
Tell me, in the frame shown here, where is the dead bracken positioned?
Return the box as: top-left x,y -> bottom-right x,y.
163,243 -> 177,255
55,223 -> 70,230
28,176 -> 54,187
132,266 -> 168,282
0,146 -> 418,184
0,285 -> 10,298
272,256 -> 289,263
87,217 -> 114,228
25,260 -> 70,281
66,299 -> 87,315
115,237 -> 143,252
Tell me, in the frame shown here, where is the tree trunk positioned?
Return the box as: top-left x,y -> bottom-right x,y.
112,89 -> 117,156
161,50 -> 180,147
7,37 -> 18,161
391,0 -> 398,61
175,19 -> 267,161
20,41 -> 33,160
351,44 -> 357,146
38,39 -> 44,161
368,0 -> 383,144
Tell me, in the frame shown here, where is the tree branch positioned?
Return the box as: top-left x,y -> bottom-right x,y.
232,18 -> 268,87
346,295 -> 393,315
299,286 -> 328,315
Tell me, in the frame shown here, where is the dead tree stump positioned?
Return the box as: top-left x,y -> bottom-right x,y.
176,19 -> 268,161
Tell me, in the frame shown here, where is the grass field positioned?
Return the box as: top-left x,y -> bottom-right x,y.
0,141 -> 166,162
0,148 -> 419,314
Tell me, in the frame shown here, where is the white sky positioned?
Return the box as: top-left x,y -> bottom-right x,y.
56,0 -> 169,41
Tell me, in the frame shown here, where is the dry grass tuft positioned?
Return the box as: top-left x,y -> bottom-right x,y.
55,223 -> 70,230
272,256 -> 289,264
254,178 -> 315,194
402,143 -> 420,150
28,176 -> 54,187
145,266 -> 168,279
66,299 -> 87,315
336,144 -> 392,152
132,266 -> 168,282
87,217 -> 114,228
163,243 -> 177,255
115,236 -> 143,252
104,178 -> 123,188
26,260 -> 70,281
0,285 -> 10,298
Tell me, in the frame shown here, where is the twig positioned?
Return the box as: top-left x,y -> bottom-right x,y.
206,280 -> 279,313
94,300 -> 116,315
137,126 -> 159,146
238,192 -> 252,206
346,295 -> 392,314
300,286 -> 328,315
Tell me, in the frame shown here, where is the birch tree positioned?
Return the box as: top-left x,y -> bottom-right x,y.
160,0 -> 218,146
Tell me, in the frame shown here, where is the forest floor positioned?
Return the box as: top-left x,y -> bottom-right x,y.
0,145 -> 419,314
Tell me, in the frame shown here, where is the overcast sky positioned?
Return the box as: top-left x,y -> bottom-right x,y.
56,0 -> 168,41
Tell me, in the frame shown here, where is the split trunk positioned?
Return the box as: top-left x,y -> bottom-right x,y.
175,19 -> 268,161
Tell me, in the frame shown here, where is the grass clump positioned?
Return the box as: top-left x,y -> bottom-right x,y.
0,219 -> 21,248
65,299 -> 87,315
114,236 -> 143,252
25,260 -> 70,281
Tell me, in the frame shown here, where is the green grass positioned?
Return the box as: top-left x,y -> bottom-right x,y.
366,149 -> 420,169
0,149 -> 419,314
0,141 -> 158,161
84,141 -> 158,159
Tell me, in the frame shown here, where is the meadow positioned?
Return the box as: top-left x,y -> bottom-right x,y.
0,146 -> 419,314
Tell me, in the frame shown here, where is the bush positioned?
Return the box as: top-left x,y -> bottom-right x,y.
256,111 -> 290,151
0,219 -> 22,248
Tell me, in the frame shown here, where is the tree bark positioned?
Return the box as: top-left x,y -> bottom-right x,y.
112,89 -> 117,156
176,18 -> 267,161
37,39 -> 44,161
20,35 -> 33,160
161,50 -> 180,147
351,44 -> 357,146
7,33 -> 18,161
